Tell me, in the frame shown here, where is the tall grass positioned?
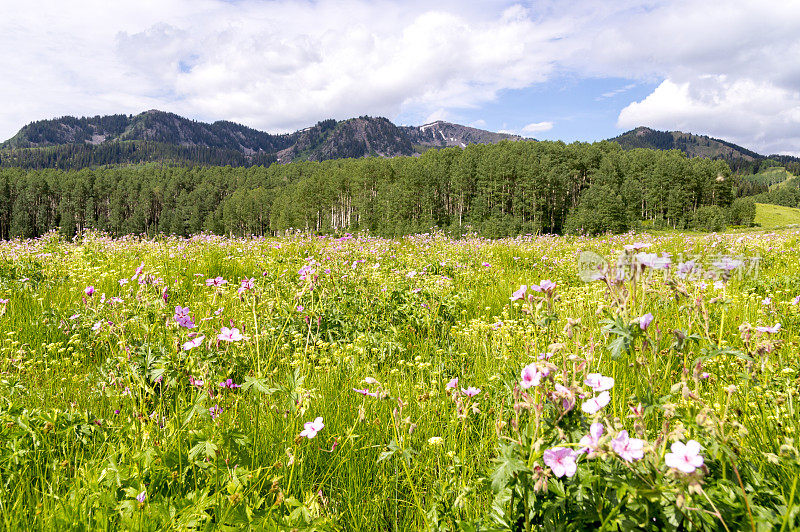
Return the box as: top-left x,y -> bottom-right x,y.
0,229 -> 797,529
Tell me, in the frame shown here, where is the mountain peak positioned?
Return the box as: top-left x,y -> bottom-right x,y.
0,112 -> 520,167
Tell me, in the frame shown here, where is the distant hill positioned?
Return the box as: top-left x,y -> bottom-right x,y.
0,111 -> 521,169
610,126 -> 764,161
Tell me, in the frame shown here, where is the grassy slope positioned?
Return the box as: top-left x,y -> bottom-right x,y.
755,202 -> 800,228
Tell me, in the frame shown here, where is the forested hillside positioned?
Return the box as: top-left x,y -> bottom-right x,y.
0,140 -> 743,239
0,112 -> 520,169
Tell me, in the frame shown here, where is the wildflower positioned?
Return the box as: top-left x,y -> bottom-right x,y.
189,376 -> 204,387
585,373 -> 614,392
300,416 -> 325,439
182,335 -> 205,351
792,295 -> 800,305
520,363 -> 542,389
461,386 -> 481,397
481,262 -> 491,268
218,327 -> 243,342
624,242 -> 651,251
136,490 -> 147,503
353,388 -> 378,397
581,391 -> 610,414
676,260 -> 697,278
665,440 -> 704,473
543,447 -> 578,478
238,278 -> 255,294
84,285 -> 95,296
445,377 -> 458,389
510,285 -> 527,301
531,279 -> 556,294
206,276 -> 227,287
638,313 -> 654,331
756,323 -> 781,334
428,436 -> 444,446
296,305 -> 304,312
209,404 -> 222,419
174,306 -> 195,328
553,384 -> 575,411
762,297 -> 772,306
92,321 -> 103,331
579,422 -> 604,454
712,256 -> 742,271
118,278 -> 129,286
219,378 -> 241,389
611,430 -> 644,462
0,298 -> 8,304
132,262 -> 144,280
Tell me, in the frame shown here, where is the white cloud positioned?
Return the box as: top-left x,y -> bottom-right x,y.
522,121 -> 554,133
2,0 -> 800,153
0,0 -> 566,138
618,77 -> 800,155
567,0 -> 800,153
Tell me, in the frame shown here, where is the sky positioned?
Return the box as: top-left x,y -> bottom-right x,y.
2,0 -> 800,155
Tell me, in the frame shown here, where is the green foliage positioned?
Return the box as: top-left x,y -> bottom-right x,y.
564,183 -> 628,235
0,140 -> 738,239
691,205 -> 727,232
729,197 -> 756,226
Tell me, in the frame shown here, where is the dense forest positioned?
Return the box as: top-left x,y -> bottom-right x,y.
0,140 -> 278,169
0,140 -> 749,240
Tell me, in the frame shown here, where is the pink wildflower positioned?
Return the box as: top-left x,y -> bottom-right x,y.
219,378 -> 241,389
218,327 -> 243,342
520,363 -> 542,389
638,313 -> 654,331
579,422 -> 604,454
300,416 -> 325,439
584,373 -> 614,392
510,285 -> 527,301
531,279 -> 556,294
543,447 -> 578,478
238,278 -> 255,294
581,391 -> 611,414
182,335 -> 205,351
206,276 -> 227,287
461,386 -> 481,397
611,430 -> 644,462
664,440 -> 704,473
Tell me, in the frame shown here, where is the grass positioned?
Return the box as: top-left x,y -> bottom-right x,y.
0,229 -> 798,529
755,202 -> 800,229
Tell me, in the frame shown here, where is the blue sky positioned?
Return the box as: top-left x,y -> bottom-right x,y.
396,76 -> 661,142
1,0 -> 799,154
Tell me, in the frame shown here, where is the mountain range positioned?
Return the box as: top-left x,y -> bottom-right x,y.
1,110 -> 796,170
0,110 -> 519,168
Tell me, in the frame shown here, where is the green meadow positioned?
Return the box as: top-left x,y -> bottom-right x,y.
0,229 -> 798,530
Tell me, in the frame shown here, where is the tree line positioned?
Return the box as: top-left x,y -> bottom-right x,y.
0,140 -> 751,240
0,141 -> 278,170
